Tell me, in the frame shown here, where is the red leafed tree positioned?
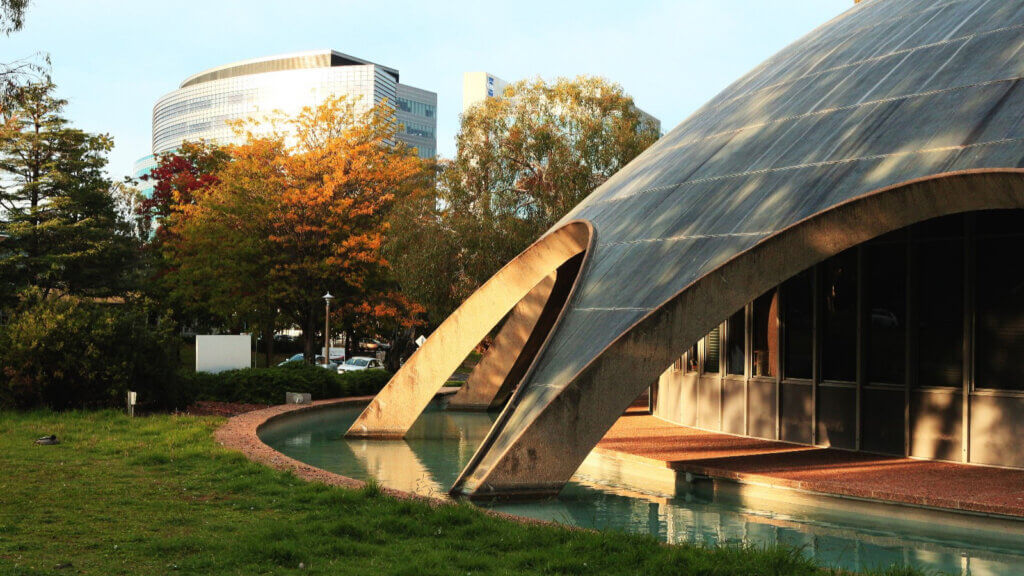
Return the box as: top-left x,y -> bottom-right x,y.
140,141 -> 229,238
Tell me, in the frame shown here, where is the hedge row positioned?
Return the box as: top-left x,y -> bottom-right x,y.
182,362 -> 391,405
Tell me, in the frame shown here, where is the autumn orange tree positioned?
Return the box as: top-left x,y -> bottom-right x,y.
161,96 -> 429,363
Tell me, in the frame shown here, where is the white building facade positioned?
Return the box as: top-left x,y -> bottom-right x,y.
135,50 -> 437,182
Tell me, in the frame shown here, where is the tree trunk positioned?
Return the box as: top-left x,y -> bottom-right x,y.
303,314 -> 317,362
344,328 -> 355,361
385,328 -> 412,373
262,323 -> 275,367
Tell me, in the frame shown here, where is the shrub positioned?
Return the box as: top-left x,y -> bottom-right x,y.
183,363 -> 390,405
0,294 -> 182,410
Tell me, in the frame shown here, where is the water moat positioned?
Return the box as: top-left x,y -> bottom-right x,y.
259,401 -> 1024,575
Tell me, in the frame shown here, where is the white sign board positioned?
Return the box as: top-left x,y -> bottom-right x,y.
415,335 -> 427,348
196,334 -> 251,373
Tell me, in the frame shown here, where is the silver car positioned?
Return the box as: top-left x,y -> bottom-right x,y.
337,356 -> 383,373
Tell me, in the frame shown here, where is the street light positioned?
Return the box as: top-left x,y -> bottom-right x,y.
323,292 -> 334,365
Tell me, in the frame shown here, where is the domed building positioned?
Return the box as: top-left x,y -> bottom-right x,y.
350,0 -> 1024,498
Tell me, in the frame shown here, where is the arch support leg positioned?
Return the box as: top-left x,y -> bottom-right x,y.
345,223 -> 590,439
448,273 -> 556,411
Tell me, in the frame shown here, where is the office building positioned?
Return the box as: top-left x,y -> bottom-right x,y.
135,49 -> 437,185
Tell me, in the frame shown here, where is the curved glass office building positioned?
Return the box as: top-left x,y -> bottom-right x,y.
145,49 -> 436,160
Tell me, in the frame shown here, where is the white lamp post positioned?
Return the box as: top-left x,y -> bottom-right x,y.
323,292 -> 334,364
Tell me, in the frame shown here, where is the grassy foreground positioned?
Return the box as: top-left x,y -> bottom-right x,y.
0,411 -> 926,576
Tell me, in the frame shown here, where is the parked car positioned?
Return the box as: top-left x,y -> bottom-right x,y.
278,354 -> 338,370
357,338 -> 391,352
337,356 -> 384,373
277,353 -> 305,366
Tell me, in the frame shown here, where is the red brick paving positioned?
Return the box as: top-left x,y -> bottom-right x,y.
596,408 -> 1024,517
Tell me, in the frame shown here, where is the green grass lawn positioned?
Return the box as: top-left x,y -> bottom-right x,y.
0,411 -> 927,576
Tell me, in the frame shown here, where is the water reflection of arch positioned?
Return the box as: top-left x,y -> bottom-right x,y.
404,407 -> 498,484
455,171 -> 1024,498
346,221 -> 592,439
348,438 -> 443,496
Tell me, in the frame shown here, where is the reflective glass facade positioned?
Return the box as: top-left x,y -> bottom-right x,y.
395,83 -> 437,159
132,154 -> 157,199
150,50 -> 437,159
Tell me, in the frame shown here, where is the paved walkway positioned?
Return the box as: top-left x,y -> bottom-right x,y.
596,408 -> 1024,518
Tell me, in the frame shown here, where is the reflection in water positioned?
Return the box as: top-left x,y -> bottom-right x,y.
348,440 -> 442,496
259,403 -> 1024,575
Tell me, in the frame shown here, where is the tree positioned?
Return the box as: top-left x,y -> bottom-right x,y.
0,79 -> 136,302
161,96 -> 430,363
164,137 -> 286,365
140,140 -> 230,237
0,290 -> 181,410
1,0 -> 28,35
0,78 -> 181,411
388,75 -> 660,324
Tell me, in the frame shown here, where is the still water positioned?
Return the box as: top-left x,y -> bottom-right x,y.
259,402 -> 1024,575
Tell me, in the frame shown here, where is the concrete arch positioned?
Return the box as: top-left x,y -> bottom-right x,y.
345,220 -> 593,438
448,251 -> 584,411
447,274 -> 557,411
452,170 -> 1024,498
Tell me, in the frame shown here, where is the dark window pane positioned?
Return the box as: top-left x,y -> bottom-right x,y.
727,308 -> 745,375
974,210 -> 1023,236
916,213 -> 963,240
784,270 -> 814,380
685,342 -> 698,373
976,212 -> 1024,390
703,326 -> 720,374
866,243 -> 907,384
916,235 -> 963,388
821,249 -> 858,382
753,290 -> 778,378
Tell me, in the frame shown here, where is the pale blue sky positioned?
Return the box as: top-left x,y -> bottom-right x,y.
4,0 -> 852,178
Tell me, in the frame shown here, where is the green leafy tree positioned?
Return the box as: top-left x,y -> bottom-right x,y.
0,291 -> 181,410
0,80 -> 136,302
388,75 -> 660,324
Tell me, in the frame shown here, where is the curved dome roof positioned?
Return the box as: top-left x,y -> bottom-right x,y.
530,0 -> 1024,394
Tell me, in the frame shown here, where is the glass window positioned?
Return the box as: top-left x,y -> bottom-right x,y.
975,211 -> 1024,390
866,241 -> 906,384
685,342 -> 698,373
783,269 -> 813,380
821,249 -> 858,382
915,219 -> 963,388
753,289 -> 778,378
702,326 -> 720,374
726,308 -> 745,376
